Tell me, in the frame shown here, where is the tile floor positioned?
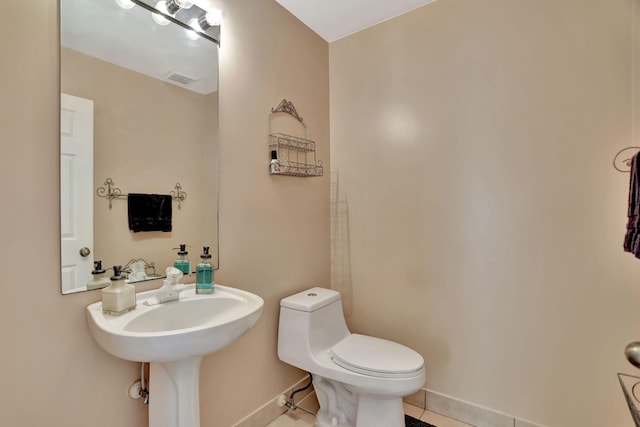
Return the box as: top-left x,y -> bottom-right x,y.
266,402 -> 474,427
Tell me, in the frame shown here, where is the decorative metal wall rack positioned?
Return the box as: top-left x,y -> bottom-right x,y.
271,99 -> 306,127
268,99 -> 323,178
96,177 -> 187,209
122,258 -> 158,277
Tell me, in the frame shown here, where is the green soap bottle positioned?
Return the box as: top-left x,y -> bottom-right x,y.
196,246 -> 214,294
173,244 -> 191,275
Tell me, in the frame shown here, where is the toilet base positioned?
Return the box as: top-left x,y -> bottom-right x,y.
315,411 -> 355,427
313,375 -> 356,426
312,375 -> 406,427
355,395 -> 404,427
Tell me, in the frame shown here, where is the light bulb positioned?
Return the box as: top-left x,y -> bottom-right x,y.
175,0 -> 193,9
188,18 -> 200,31
185,27 -> 200,40
114,0 -> 135,9
152,0 -> 170,25
206,8 -> 223,25
185,19 -> 200,40
197,7 -> 223,30
165,0 -> 192,14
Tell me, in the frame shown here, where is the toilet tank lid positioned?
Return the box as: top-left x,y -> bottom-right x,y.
280,287 -> 341,312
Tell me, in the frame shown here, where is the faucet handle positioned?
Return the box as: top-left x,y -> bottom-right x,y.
165,267 -> 183,285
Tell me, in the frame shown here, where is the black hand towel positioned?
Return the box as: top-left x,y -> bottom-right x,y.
624,153 -> 640,257
128,193 -> 172,232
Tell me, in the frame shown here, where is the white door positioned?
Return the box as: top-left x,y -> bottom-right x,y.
61,93 -> 94,294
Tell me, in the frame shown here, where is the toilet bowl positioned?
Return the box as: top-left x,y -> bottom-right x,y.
277,287 -> 426,427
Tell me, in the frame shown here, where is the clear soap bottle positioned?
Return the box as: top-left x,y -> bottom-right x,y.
101,265 -> 136,315
173,244 -> 191,275
196,246 -> 214,294
87,260 -> 111,291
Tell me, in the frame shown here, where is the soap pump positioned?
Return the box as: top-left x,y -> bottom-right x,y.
173,244 -> 191,275
101,265 -> 136,315
87,260 -> 111,291
196,246 -> 214,294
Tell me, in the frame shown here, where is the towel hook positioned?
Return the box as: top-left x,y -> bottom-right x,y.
170,183 -> 187,210
613,147 -> 640,172
96,178 -> 123,209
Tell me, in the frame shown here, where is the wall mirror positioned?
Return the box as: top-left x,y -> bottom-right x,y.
60,0 -> 219,294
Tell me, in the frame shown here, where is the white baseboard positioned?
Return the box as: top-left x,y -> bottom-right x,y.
235,381 -> 545,427
404,388 -> 546,427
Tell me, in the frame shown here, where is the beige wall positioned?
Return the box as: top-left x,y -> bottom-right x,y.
6,0 -> 635,426
203,0 -> 330,424
0,1 -> 328,426
61,47 -> 218,283
330,0 -> 638,426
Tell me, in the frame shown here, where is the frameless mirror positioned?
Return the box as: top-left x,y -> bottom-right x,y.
60,0 -> 219,294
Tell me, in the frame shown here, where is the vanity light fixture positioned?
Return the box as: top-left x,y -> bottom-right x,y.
124,0 -> 220,45
152,0 -> 193,25
187,7 -> 223,37
197,7 -> 223,30
114,0 -> 136,9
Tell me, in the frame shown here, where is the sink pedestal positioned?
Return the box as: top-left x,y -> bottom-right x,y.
149,357 -> 203,427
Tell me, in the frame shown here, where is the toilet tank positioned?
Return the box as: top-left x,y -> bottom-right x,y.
278,287 -> 350,369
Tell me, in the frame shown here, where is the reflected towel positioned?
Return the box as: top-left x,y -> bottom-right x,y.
128,193 -> 172,233
624,153 -> 640,257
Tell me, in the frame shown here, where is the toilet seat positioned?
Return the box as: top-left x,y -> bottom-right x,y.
330,334 -> 424,379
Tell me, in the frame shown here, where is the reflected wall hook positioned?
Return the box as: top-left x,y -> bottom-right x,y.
613,146 -> 640,172
96,178 -> 123,209
170,183 -> 187,209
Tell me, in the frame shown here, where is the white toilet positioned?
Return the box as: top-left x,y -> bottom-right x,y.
278,287 -> 426,427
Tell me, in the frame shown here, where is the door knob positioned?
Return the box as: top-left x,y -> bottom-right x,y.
79,247 -> 91,257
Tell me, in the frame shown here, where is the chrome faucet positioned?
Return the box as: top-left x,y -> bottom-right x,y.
145,267 -> 186,305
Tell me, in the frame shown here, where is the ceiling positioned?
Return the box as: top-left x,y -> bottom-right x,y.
275,0 -> 439,43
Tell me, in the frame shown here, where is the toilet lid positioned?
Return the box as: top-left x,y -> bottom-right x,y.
330,334 -> 424,378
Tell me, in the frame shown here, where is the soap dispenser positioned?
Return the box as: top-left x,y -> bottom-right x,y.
87,260 -> 111,291
101,265 -> 136,315
173,244 -> 191,275
196,246 -> 214,294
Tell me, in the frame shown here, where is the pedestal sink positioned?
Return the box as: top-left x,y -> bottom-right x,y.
86,284 -> 264,427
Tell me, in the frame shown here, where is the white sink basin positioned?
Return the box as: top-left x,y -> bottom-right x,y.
86,284 -> 264,427
87,284 -> 263,362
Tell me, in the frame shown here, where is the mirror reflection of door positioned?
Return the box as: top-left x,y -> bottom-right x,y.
60,93 -> 94,294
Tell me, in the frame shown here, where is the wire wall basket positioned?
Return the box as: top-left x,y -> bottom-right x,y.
268,99 -> 323,178
269,133 -> 323,177
618,373 -> 640,427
